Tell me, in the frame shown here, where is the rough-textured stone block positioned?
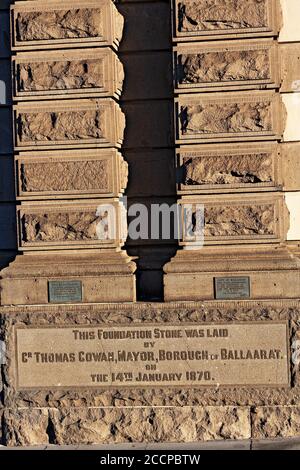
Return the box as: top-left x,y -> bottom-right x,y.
173,0 -> 279,41
252,407 -> 300,439
46,406 -> 251,444
3,408 -> 49,446
17,199 -> 127,250
16,149 -> 128,199
11,0 -> 124,50
1,406 -> 250,445
14,99 -> 125,150
176,92 -> 284,143
13,48 -> 124,100
178,143 -> 280,194
179,194 -> 288,245
174,40 -> 279,92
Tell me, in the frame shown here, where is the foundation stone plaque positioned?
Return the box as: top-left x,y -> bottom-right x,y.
215,277 -> 250,300
48,280 -> 82,303
15,322 -> 289,389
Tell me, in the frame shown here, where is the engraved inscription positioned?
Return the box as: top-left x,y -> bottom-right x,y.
16,9 -> 103,42
17,59 -> 104,92
48,280 -> 82,303
15,323 -> 289,388
215,277 -> 250,300
177,0 -> 269,33
21,160 -> 109,193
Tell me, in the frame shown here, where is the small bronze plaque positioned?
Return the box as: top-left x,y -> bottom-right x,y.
48,280 -> 82,303
214,277 -> 250,300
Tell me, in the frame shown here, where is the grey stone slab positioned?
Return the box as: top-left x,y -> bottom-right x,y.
252,437 -> 300,450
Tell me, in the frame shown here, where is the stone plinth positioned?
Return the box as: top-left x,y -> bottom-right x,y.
0,251 -> 136,305
164,245 -> 300,301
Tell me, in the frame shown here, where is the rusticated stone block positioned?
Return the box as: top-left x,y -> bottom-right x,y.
3,408 -> 49,446
174,40 -> 279,93
176,92 -> 283,144
252,407 -> 300,439
16,149 -> 128,199
13,48 -> 124,100
179,193 -> 288,245
178,143 -> 280,194
48,406 -> 251,444
11,0 -> 124,51
173,0 -> 279,41
1,406 -> 250,445
17,199 -> 127,250
14,99 -> 125,150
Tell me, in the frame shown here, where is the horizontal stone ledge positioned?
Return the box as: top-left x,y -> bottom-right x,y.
174,39 -> 279,93
10,0 -> 124,51
14,99 -> 125,150
12,48 -> 124,100
173,0 -> 280,42
178,193 -> 288,245
175,91 -> 284,144
177,142 -> 281,194
15,149 -> 128,200
17,199 -> 127,250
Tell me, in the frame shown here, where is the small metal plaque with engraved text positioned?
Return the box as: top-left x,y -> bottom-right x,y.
48,280 -> 82,303
214,277 -> 250,300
